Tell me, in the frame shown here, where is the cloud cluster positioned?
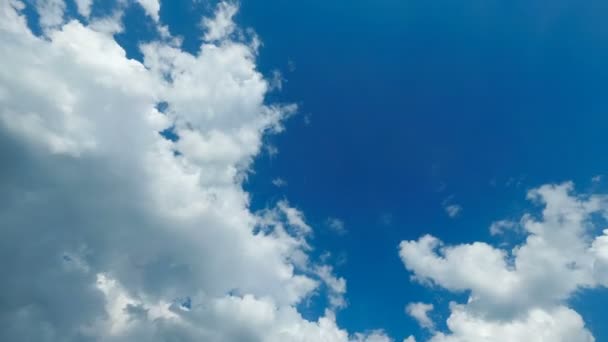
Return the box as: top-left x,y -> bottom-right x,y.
0,1 -> 388,341
400,182 -> 608,341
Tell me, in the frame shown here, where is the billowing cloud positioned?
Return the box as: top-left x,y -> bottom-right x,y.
0,1 -> 389,341
400,182 -> 608,341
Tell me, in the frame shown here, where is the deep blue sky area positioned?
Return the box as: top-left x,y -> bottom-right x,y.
236,0 -> 608,340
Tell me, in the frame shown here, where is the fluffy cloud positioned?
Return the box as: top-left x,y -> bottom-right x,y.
135,0 -> 160,21
74,0 -> 92,18
35,0 -> 65,30
400,182 -> 608,341
0,1 -> 389,341
427,305 -> 593,342
406,303 -> 434,330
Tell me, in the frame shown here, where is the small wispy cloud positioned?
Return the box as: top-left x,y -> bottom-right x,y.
272,178 -> 287,187
379,213 -> 393,226
489,219 -> 517,236
442,196 -> 462,218
303,114 -> 312,126
326,217 -> 347,235
444,204 -> 462,218
265,144 -> 279,158
269,69 -> 284,91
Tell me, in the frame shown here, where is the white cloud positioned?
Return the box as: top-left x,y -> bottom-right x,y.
277,200 -> 313,236
352,330 -> 393,342
406,302 -> 434,330
202,1 -> 237,41
488,219 -> 517,236
35,0 -> 65,30
316,265 -> 347,309
428,305 -> 593,342
327,217 -> 347,235
0,2 -> 390,341
135,0 -> 160,22
400,182 -> 608,341
74,0 -> 92,18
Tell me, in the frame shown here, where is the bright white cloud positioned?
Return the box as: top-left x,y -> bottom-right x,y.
406,303 -> 434,330
428,305 -> 593,342
400,182 -> 608,341
0,2 -> 390,341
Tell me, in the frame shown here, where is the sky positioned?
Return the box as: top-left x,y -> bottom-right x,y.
1,0 -> 608,341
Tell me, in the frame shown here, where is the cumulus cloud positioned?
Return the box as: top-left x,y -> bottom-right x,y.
400,182 -> 608,341
406,302 -> 434,330
0,1 -> 389,341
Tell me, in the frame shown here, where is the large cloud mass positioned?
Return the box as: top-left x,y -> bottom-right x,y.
0,1 -> 388,341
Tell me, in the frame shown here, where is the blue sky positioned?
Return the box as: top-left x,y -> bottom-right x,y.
2,0 -> 608,341
241,0 -> 608,339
